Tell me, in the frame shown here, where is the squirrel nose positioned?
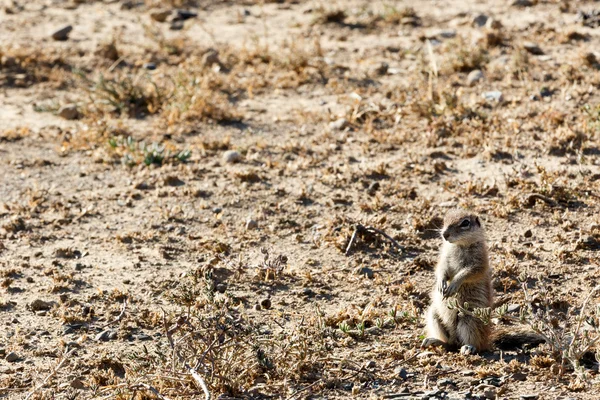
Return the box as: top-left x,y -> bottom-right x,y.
442,230 -> 450,240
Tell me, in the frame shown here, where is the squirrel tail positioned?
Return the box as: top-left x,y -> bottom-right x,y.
491,327 -> 546,350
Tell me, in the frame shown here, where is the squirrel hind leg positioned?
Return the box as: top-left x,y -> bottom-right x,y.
456,316 -> 490,353
424,307 -> 451,345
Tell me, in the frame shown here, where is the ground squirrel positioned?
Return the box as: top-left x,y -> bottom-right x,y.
422,209 -> 493,355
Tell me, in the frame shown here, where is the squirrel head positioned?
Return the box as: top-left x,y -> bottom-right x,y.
441,209 -> 485,246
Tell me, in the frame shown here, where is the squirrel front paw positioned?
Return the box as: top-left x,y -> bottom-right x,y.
442,280 -> 459,299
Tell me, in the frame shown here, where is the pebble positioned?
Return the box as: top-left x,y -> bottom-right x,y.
367,181 -> 380,196
0,348 -> 4,356
486,18 -> 502,29
246,219 -> 258,230
329,118 -> 347,131
216,283 -> 226,293
482,91 -> 504,103
52,25 -> 73,41
253,303 -> 262,311
523,229 -> 533,238
356,266 -> 374,279
150,10 -> 171,22
472,14 -> 488,27
260,298 -> 271,309
176,9 -> 197,20
520,395 -> 539,400
5,352 -> 19,362
134,333 -> 152,341
523,42 -> 544,55
438,29 -> 456,38
394,366 -> 408,380
507,304 -> 521,313
58,104 -> 79,120
372,62 -> 388,75
70,378 -> 85,389
202,50 -> 220,67
467,69 -> 483,86
170,20 -> 184,30
95,329 -> 117,341
30,299 -> 53,311
143,62 -> 157,70
512,0 -> 533,6
365,360 -> 376,369
222,150 -> 241,164
212,207 -> 223,214
511,371 -> 527,381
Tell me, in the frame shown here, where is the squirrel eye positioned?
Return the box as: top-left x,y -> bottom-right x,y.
459,219 -> 471,228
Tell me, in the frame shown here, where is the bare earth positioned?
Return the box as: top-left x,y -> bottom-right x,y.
2,0 -> 600,399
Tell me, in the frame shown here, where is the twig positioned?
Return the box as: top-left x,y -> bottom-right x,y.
24,349 -> 75,400
99,297 -> 128,330
345,224 -> 403,256
285,379 -> 322,400
162,312 -> 211,400
131,383 -> 172,400
525,193 -> 559,208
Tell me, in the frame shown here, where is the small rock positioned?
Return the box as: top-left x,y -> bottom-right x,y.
467,69 -> 483,86
394,366 -> 408,380
95,329 -> 117,341
135,333 -> 152,341
486,18 -> 502,29
512,0 -> 533,7
438,378 -> 457,388
70,378 -> 85,389
170,20 -> 184,30
246,219 -> 258,230
520,395 -> 538,400
95,42 -> 119,61
483,388 -> 497,399
212,207 -> 223,214
482,91 -> 504,103
507,304 -> 521,313
150,10 -> 171,22
461,369 -> 476,376
260,298 -> 271,309
438,29 -> 456,38
30,299 -> 53,311
216,283 -> 226,293
202,50 -> 221,67
540,87 -> 552,97
523,42 -> 544,55
367,181 -> 380,196
523,229 -> 533,238
511,371 -> 527,381
176,9 -> 197,20
329,118 -> 347,131
143,62 -> 157,70
223,150 -> 241,164
0,348 -> 4,356
5,352 -> 19,362
472,14 -> 488,27
365,360 -> 376,369
164,175 -> 185,186
52,25 -> 73,41
253,303 -> 262,311
372,62 -> 388,75
58,104 -> 79,120
356,266 -> 374,279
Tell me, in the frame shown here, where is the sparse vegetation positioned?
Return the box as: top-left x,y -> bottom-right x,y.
2,0 -> 600,399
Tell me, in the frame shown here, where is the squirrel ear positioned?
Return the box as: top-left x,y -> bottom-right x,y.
475,217 -> 481,227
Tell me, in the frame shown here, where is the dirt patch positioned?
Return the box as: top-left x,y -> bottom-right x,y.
1,0 -> 600,399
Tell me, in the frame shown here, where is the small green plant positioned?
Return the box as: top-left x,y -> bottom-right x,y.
339,321 -> 351,334
107,135 -> 191,167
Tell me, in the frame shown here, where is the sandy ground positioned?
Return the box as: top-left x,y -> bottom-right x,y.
2,0 -> 600,399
